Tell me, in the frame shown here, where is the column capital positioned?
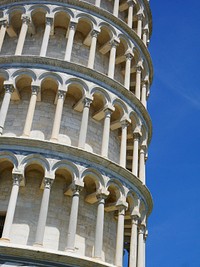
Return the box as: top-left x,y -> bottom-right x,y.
127,0 -> 136,7
46,15 -> 54,26
110,38 -> 120,48
91,29 -> 100,38
57,90 -> 66,99
12,172 -> 23,186
136,64 -> 143,73
44,177 -> 54,189
125,51 -> 134,61
138,224 -> 146,235
143,28 -> 149,35
103,106 -> 114,117
116,201 -> 128,214
21,14 -> 31,25
137,13 -> 144,21
31,85 -> 40,95
0,18 -> 8,27
69,20 -> 78,30
96,188 -> 109,201
140,144 -> 147,153
4,83 -> 14,94
131,214 -> 139,225
141,79 -> 148,87
83,97 -> 93,108
133,130 -> 142,139
120,118 -> 130,128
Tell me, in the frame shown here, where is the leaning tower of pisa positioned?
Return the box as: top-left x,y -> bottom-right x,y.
0,0 -> 153,266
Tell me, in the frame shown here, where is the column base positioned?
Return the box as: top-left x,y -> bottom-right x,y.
33,242 -> 43,247
0,237 -> 10,242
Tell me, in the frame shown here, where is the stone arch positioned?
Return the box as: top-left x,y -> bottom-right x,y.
28,4 -> 50,15
12,69 -> 37,83
76,12 -> 97,27
106,178 -> 125,199
0,151 -> 18,169
6,6 -> 26,17
81,168 -> 105,188
52,7 -> 74,20
38,72 -> 63,86
20,154 -> 50,174
0,69 -> 9,81
66,78 -> 89,95
90,86 -> 111,104
52,160 -> 79,181
98,22 -> 117,37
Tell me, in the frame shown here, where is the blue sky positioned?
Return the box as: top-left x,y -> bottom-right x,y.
147,0 -> 200,266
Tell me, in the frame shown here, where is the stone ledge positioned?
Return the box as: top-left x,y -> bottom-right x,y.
0,136 -> 153,216
0,0 -> 153,84
0,55 -> 152,144
0,242 -> 116,267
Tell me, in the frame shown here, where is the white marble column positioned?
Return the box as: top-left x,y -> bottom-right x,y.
108,39 -> 118,79
35,178 -> 53,246
135,66 -> 142,100
15,15 -> 30,56
137,14 -> 143,39
40,16 -> 53,57
66,185 -> 82,250
141,81 -> 147,108
94,193 -> 107,258
1,172 -> 23,241
0,19 -> 8,52
113,0 -> 120,17
129,215 -> 139,267
87,30 -> 99,69
64,21 -> 77,61
101,108 -> 113,158
115,205 -> 126,267
23,85 -> 40,137
78,97 -> 92,149
119,120 -> 128,168
139,145 -> 146,184
132,132 -> 141,176
137,225 -> 145,267
127,0 -> 135,28
0,84 -> 14,135
142,29 -> 148,46
95,0 -> 101,7
143,229 -> 148,267
51,90 -> 66,141
124,52 -> 133,90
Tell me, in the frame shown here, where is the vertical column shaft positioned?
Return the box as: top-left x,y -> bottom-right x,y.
95,0 -> 101,7
132,132 -> 140,176
115,205 -> 126,267
119,120 -> 128,168
23,86 -> 39,137
1,173 -> 23,240
113,0 -> 120,17
139,146 -> 146,184
66,186 -> 82,250
124,52 -> 133,90
35,178 -> 53,245
141,81 -> 147,108
127,0 -> 135,28
101,108 -> 112,157
78,98 -> 92,149
0,84 -> 14,135
64,22 -> 77,61
40,16 -> 53,57
137,225 -> 145,267
142,29 -> 148,46
135,66 -> 142,100
51,90 -> 66,141
137,14 -> 143,39
15,15 -> 30,56
0,19 -> 8,52
108,40 -> 118,79
94,195 -> 106,258
129,216 -> 139,267
88,30 -> 99,69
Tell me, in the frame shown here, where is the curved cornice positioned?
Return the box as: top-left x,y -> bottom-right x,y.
0,55 -> 153,144
0,0 -> 153,85
0,136 -> 153,216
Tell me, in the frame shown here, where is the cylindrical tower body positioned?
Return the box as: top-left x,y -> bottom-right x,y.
0,1 -> 153,267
